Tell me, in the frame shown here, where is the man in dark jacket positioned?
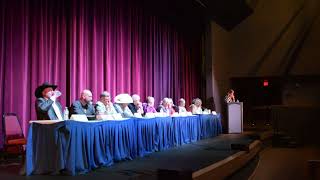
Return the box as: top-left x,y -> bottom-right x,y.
35,82 -> 63,120
70,89 -> 95,116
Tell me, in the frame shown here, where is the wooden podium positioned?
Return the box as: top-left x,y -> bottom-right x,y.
227,102 -> 243,133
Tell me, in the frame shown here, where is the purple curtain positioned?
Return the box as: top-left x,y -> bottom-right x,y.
0,0 -> 202,145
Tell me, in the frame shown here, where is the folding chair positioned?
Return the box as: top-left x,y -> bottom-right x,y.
1,113 -> 26,163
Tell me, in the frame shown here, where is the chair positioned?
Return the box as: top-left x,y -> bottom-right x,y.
2,113 -> 26,158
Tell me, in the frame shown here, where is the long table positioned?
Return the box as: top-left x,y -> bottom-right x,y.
26,114 -> 222,175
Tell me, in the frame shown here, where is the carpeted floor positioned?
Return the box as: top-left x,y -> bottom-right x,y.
249,146 -> 320,180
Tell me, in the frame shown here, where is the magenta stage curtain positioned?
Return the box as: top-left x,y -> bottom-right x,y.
0,0 -> 202,145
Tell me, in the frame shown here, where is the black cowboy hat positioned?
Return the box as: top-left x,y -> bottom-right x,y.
34,82 -> 58,98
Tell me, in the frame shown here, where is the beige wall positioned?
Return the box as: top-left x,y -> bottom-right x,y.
210,0 -> 320,112
291,15 -> 320,75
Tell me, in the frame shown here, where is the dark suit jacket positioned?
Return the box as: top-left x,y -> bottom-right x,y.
128,103 -> 137,114
70,100 -> 95,115
35,98 -> 63,120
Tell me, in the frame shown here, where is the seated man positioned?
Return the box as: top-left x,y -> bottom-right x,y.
35,82 -> 63,120
128,94 -> 144,115
113,93 -> 134,118
70,89 -> 95,116
157,97 -> 170,114
143,96 -> 157,113
96,91 -> 117,115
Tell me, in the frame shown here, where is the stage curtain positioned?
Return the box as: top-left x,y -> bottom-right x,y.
0,0 -> 202,145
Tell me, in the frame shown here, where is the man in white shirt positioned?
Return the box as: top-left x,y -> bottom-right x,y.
96,91 -> 117,115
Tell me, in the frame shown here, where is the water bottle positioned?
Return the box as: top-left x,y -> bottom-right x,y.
64,107 -> 69,120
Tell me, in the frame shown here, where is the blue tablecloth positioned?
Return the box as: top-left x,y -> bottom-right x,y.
27,120 -> 136,175
26,114 -> 222,175
135,117 -> 174,157
172,115 -> 201,145
199,114 -> 222,139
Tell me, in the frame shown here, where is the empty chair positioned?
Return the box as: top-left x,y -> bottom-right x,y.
2,113 -> 26,157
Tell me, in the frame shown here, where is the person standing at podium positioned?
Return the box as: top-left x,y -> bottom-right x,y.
225,89 -> 236,103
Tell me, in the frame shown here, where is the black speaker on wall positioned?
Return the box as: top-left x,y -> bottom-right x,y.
195,0 -> 254,31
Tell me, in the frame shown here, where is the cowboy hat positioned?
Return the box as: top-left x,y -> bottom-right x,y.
114,93 -> 133,104
34,82 -> 58,98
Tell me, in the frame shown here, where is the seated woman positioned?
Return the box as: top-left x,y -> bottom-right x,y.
113,93 -> 134,118
177,98 -> 187,113
96,91 -> 117,115
167,98 -> 176,115
190,98 -> 203,114
143,96 -> 157,113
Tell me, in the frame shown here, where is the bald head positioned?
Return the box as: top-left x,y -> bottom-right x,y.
80,89 -> 93,104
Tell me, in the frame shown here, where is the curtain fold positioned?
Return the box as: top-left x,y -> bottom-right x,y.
0,0 -> 202,144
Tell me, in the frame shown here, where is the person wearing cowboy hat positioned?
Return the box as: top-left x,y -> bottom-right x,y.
70,89 -> 95,116
113,93 -> 134,118
35,82 -> 63,120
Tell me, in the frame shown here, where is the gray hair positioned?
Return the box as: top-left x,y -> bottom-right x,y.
147,96 -> 154,103
162,97 -> 169,104
131,94 -> 140,101
192,98 -> 202,104
178,98 -> 185,104
100,91 -> 111,98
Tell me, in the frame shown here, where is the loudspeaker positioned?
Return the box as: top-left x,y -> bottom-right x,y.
196,0 -> 253,31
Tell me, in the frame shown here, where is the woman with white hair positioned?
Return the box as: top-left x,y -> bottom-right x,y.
178,98 -> 187,113
113,93 -> 134,118
143,96 -> 157,113
190,98 -> 203,114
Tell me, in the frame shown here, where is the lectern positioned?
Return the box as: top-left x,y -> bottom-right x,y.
228,102 -> 243,133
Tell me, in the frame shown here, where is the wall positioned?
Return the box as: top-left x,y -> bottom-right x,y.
209,0 -> 320,113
